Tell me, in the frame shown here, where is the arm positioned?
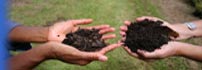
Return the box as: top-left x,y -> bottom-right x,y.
176,43 -> 202,61
120,16 -> 202,61
9,44 -> 49,70
10,42 -> 121,70
136,41 -> 202,62
9,26 -> 49,43
9,19 -> 94,43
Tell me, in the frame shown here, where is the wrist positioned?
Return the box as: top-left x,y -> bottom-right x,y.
174,42 -> 194,56
39,42 -> 57,59
170,24 -> 195,39
43,27 -> 50,42
9,26 -> 50,42
174,45 -> 183,56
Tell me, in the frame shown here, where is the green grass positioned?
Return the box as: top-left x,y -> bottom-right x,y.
10,0 -> 194,70
192,0 -> 202,18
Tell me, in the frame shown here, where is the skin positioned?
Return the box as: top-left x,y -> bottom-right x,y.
10,42 -> 121,70
10,19 -> 116,42
120,16 -> 202,61
9,19 -> 121,70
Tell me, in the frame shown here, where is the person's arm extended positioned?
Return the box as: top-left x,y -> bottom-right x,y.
176,43 -> 202,62
9,25 -> 49,43
136,42 -> 202,62
9,19 -> 96,43
10,42 -> 121,70
169,20 -> 202,39
120,16 -> 202,61
9,44 -> 50,70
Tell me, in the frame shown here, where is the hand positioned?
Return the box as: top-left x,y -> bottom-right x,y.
48,19 -> 116,42
45,42 -> 122,66
119,16 -> 180,59
136,41 -> 184,59
122,41 -> 182,60
134,16 -> 192,40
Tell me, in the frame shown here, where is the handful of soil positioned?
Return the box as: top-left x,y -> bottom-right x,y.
124,19 -> 179,52
62,28 -> 107,52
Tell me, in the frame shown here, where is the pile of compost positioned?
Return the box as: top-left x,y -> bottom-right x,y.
62,29 -> 107,52
124,19 -> 179,52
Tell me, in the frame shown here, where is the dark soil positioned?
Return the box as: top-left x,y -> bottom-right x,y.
62,28 -> 107,52
124,19 -> 179,52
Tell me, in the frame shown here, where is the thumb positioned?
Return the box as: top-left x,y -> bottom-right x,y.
80,52 -> 108,62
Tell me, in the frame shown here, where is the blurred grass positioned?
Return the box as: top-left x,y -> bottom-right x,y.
191,0 -> 202,18
10,0 -> 195,70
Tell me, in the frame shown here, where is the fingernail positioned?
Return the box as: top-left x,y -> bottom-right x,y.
98,56 -> 108,62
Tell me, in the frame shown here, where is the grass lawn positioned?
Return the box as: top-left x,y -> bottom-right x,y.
10,0 -> 194,70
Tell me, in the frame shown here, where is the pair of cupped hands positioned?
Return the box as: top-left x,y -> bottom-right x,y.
44,16 -> 189,65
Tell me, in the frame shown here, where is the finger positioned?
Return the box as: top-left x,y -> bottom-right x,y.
121,37 -> 126,42
86,25 -> 110,30
136,16 -> 149,22
99,27 -> 115,34
120,26 -> 128,32
124,21 -> 131,26
71,27 -> 79,32
120,31 -> 126,37
101,34 -> 116,40
99,43 -> 122,54
135,16 -> 171,27
68,19 -> 93,25
136,16 -> 160,22
80,52 -> 108,62
118,40 -> 123,44
123,47 -> 139,57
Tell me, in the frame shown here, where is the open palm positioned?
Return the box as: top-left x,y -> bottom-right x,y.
48,19 -> 116,42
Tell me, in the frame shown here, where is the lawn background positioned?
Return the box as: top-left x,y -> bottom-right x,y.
10,0 -> 199,70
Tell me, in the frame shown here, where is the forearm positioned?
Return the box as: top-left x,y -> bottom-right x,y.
191,20 -> 202,37
9,26 -> 49,43
177,44 -> 202,62
9,45 -> 51,70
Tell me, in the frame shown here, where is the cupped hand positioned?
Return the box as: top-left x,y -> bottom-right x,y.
134,16 -> 191,40
48,19 -> 116,42
119,16 -> 178,59
46,42 -> 121,66
122,41 -> 182,60
136,41 -> 184,59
